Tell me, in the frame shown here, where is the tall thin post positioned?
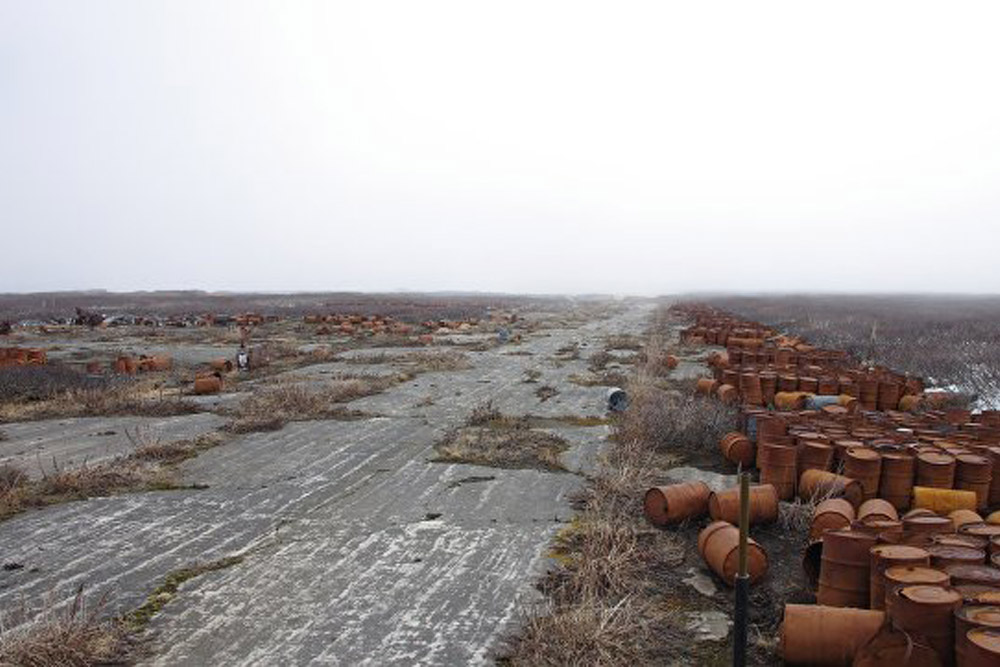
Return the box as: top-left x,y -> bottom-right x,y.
733,471 -> 750,667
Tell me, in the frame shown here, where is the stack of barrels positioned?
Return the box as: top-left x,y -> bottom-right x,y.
790,495 -> 1000,665
0,347 -> 47,367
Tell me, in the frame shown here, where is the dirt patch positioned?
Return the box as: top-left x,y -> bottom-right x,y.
432,403 -> 569,472
535,385 -> 559,402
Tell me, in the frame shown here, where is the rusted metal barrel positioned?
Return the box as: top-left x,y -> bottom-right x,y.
759,443 -> 798,501
885,584 -> 962,664
708,484 -> 778,525
956,454 -> 993,511
859,378 -> 879,411
927,544 -> 985,569
643,481 -> 711,526
964,627 -> 1000,665
858,499 -> 898,524
877,380 -> 901,411
779,604 -> 885,666
945,563 -> 1000,589
811,498 -> 856,540
759,371 -> 778,405
717,384 -> 738,404
697,521 -> 768,585
843,448 -> 882,501
878,452 -> 915,511
817,376 -> 840,396
719,432 -> 755,467
917,452 -> 957,489
799,469 -> 864,508
955,605 -> 1000,667
913,487 -> 976,514
777,373 -> 798,393
740,372 -> 763,406
869,544 -> 930,611
114,355 -> 137,374
903,513 -> 954,543
817,530 -> 877,608
948,509 -> 983,530
193,375 -> 223,395
209,358 -> 234,373
798,441 -> 835,478
797,376 -> 818,394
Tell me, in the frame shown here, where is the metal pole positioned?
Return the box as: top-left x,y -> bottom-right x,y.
733,471 -> 750,667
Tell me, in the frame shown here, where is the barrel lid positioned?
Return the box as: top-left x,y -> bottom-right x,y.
946,564 -> 1000,582
958,453 -> 990,465
967,627 -> 1000,653
927,544 -> 985,559
918,452 -> 955,465
872,544 -> 928,559
901,585 -> 961,604
934,533 -> 988,549
847,447 -> 879,461
827,528 -> 877,543
906,515 -> 952,528
885,565 -> 950,584
962,523 -> 1000,537
958,605 -> 1000,626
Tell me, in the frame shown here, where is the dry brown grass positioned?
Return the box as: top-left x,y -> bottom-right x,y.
433,402 -> 569,471
502,315 -> 739,665
0,589 -> 133,667
617,371 -> 738,469
222,377 -> 392,433
0,431 -> 223,523
603,334 -> 644,351
500,437 -> 686,665
0,381 -> 200,423
345,350 -> 470,373
0,457 -> 176,522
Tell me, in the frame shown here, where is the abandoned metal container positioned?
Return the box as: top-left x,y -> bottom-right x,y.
817,529 -> 877,608
886,584 -> 962,665
759,443 -> 798,501
913,486 -> 977,514
718,432 -> 755,467
811,498 -> 856,540
799,469 -> 864,508
779,604 -> 885,667
964,628 -> 1000,665
948,509 -> 984,530
643,481 -> 711,526
869,544 -> 930,610
956,607 -> 1000,667
708,484 -> 778,525
955,454 -> 993,511
916,452 -> 957,489
858,499 -> 899,524
944,563 -> 1000,589
697,521 -> 768,585
927,544 -> 986,569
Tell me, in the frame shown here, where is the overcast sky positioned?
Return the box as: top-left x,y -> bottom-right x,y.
2,2 -> 999,295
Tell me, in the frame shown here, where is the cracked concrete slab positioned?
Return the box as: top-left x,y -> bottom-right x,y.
0,301 -> 656,666
0,412 -> 226,479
